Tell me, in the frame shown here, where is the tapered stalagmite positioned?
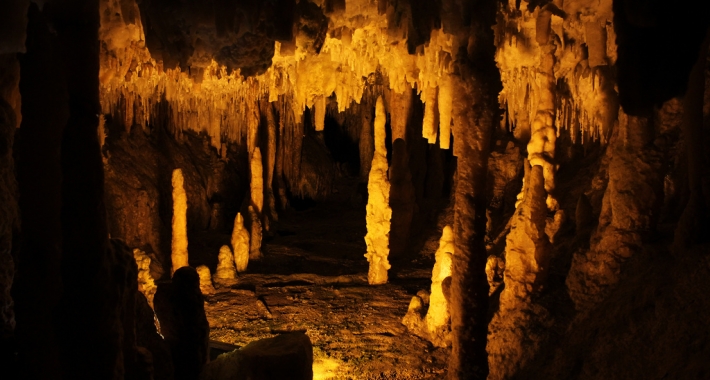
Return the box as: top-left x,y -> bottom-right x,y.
424,226 -> 454,347
265,101 -> 278,222
214,245 -> 237,285
171,168 -> 188,274
364,96 -> 392,285
196,265 -> 215,295
488,164 -> 551,380
231,213 -> 250,272
248,205 -> 263,260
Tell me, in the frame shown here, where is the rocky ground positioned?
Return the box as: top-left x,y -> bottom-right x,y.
198,193 -> 450,379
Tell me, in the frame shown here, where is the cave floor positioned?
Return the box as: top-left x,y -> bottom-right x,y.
201,191 -> 449,379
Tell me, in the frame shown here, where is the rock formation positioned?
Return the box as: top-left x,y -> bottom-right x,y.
231,213 -> 250,272
171,168 -> 189,274
214,245 -> 237,286
248,206 -> 263,261
196,265 -> 216,296
134,248 -> 158,308
364,96 -> 392,285
402,226 -> 454,347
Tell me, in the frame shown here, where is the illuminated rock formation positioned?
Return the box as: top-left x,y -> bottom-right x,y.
424,225 -> 454,347
231,212 -> 250,273
364,96 -> 392,285
214,245 -> 237,286
171,168 -> 189,274
134,248 -> 157,308
250,148 -> 264,216
488,164 -> 552,380
196,265 -> 216,296
567,111 -> 663,312
403,226 -> 456,346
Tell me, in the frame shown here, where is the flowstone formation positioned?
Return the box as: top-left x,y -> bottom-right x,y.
402,226 -> 454,347
214,245 -> 237,286
231,212 -> 250,273
134,248 -> 157,307
364,96 -> 392,285
171,168 -> 189,274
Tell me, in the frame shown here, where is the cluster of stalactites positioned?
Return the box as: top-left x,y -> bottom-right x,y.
495,0 -> 618,145
98,0 -> 461,151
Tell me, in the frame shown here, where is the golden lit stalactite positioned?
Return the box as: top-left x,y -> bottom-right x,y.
214,245 -> 237,286
133,248 -> 157,308
171,168 -> 189,274
364,96 -> 392,285
438,74 -> 453,150
487,163 -> 552,380
421,86 -> 439,144
231,212 -> 250,272
424,225 -> 454,347
196,265 -> 216,295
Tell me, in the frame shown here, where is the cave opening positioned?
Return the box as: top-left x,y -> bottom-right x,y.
1,0 -> 710,380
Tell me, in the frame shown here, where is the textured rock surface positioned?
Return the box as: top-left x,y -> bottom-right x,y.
201,332 -> 313,380
134,248 -> 158,307
364,96 -> 392,285
231,213 -> 250,272
214,245 -> 237,286
197,265 -> 216,295
172,169 -> 190,274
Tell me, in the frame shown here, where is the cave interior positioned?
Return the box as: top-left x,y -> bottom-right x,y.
1,0 -> 710,379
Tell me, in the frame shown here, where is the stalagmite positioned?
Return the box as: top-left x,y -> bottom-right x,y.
438,75 -> 453,150
231,213 -> 250,272
134,249 -> 157,308
171,168 -> 189,274
248,205 -> 263,260
424,226 -> 454,347
488,164 -> 551,380
214,245 -> 237,286
364,96 -> 392,285
196,265 -> 216,295
421,87 -> 439,144
265,101 -> 278,222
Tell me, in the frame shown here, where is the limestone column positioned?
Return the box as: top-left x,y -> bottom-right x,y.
231,213 -> 250,272
171,168 -> 189,274
364,96 -> 392,285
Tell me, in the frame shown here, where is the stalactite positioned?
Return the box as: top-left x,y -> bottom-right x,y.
421,86 -> 439,144
364,96 -> 392,285
171,168 -> 189,274
214,245 -> 237,286
438,74 -> 453,150
314,95 -> 326,131
389,89 -> 412,141
250,147 -> 264,216
231,213 -> 250,273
